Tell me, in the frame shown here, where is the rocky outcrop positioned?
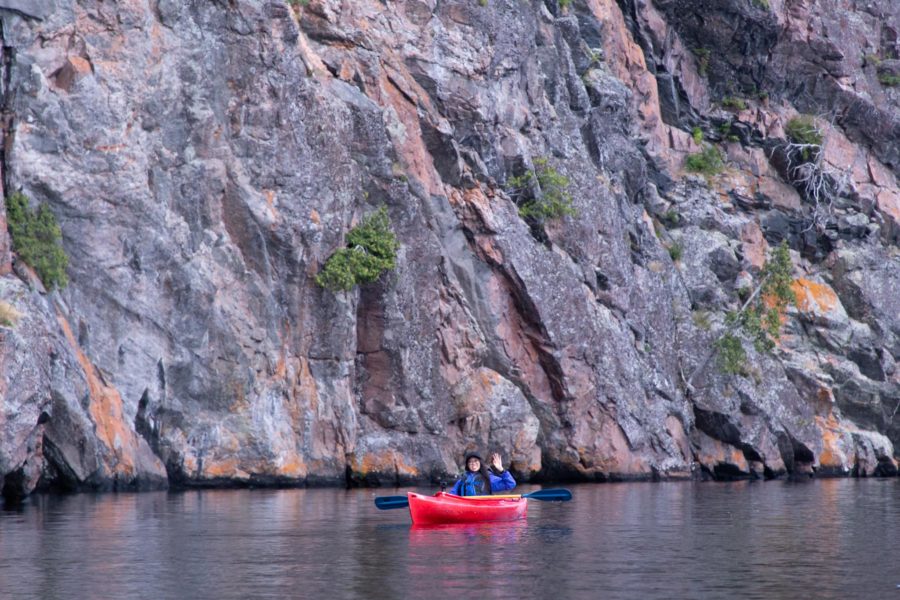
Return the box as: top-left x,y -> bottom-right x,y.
0,0 -> 898,497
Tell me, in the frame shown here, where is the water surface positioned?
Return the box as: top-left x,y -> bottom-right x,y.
1,479 -> 898,599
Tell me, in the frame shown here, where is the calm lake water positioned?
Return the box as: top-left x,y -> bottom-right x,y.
1,479 -> 899,599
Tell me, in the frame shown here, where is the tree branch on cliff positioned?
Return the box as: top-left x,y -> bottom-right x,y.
781,114 -> 852,234
682,242 -> 796,395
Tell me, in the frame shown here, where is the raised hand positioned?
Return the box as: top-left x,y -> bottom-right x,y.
491,452 -> 503,472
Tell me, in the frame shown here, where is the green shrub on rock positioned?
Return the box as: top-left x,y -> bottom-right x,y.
667,241 -> 684,262
4,192 -> 69,290
685,241 -> 796,386
878,73 -> 900,87
691,127 -> 703,144
316,207 -> 399,292
721,96 -> 747,111
693,48 -> 710,76
785,116 -> 822,147
685,145 -> 724,176
507,157 -> 576,222
715,333 -> 747,375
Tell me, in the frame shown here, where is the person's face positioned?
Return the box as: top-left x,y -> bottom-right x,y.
467,457 -> 481,472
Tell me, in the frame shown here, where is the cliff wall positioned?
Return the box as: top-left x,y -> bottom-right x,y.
0,0 -> 897,497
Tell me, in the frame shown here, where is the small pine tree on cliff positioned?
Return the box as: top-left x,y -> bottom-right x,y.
5,192 -> 69,290
316,207 -> 399,292
686,241 -> 796,387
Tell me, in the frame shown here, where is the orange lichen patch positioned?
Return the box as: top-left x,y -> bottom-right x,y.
478,368 -> 501,389
475,237 -> 503,265
57,314 -> 144,478
791,278 -> 839,316
183,455 -> 198,474
309,209 -> 321,226
260,189 -> 280,225
815,413 -> 849,469
202,457 -> 246,479
276,457 -> 308,478
448,186 -> 503,237
273,355 -> 287,380
694,431 -> 749,473
351,450 -> 419,478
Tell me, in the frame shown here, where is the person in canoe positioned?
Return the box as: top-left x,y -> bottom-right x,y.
447,451 -> 516,496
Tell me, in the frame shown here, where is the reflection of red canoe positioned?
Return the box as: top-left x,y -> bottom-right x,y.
407,492 -> 528,525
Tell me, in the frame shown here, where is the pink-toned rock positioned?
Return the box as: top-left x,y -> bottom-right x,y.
725,145 -> 767,177
823,128 -> 869,186
740,221 -> 768,270
758,174 -> 803,212
868,155 -> 897,189
668,125 -> 699,152
876,188 -> 900,240
53,56 -> 92,92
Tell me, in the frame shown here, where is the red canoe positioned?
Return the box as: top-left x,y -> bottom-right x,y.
407,492 -> 528,525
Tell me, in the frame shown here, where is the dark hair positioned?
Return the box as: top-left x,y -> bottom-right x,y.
479,465 -> 493,495
465,452 -> 483,463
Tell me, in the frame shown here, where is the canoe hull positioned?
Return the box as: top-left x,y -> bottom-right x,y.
407,492 -> 527,525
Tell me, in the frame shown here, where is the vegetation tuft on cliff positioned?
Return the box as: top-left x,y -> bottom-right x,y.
4,192 -> 69,290
316,207 -> 399,292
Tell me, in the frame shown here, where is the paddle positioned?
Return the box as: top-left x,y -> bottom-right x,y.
374,495 -> 412,510
374,488 -> 573,510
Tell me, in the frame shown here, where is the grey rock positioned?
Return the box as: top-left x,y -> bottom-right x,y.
2,0 -> 900,495
0,0 -> 54,20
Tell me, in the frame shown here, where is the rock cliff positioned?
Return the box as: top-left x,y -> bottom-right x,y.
0,0 -> 898,499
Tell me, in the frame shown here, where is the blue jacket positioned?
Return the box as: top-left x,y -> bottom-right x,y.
448,470 -> 516,496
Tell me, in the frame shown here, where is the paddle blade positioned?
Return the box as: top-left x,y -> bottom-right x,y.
522,488 -> 572,502
374,495 -> 410,510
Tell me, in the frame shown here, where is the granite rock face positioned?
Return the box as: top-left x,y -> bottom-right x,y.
0,0 -> 898,497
